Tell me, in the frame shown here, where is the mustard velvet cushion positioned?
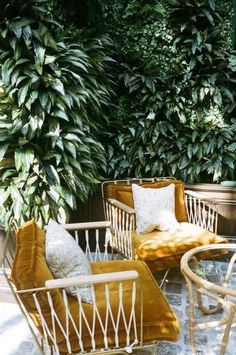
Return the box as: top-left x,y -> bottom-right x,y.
132,222 -> 227,272
106,180 -> 187,222
132,183 -> 179,234
11,220 -> 67,343
11,220 -> 179,353
58,260 -> 179,354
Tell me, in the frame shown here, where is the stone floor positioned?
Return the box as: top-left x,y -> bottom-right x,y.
0,265 -> 236,355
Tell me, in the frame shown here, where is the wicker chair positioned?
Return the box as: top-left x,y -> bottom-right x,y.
1,219 -> 179,355
102,177 -> 227,276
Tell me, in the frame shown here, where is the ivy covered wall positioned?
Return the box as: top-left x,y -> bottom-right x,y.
0,0 -> 114,226
100,0 -> 236,182
0,0 -> 235,226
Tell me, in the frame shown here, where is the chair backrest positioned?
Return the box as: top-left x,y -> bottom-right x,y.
102,177 -> 188,223
101,177 -> 174,200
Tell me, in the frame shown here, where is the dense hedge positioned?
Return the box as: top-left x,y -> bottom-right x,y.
0,0 -> 235,226
0,0 -> 114,226
101,0 -> 236,182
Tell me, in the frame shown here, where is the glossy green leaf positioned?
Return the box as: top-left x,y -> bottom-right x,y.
0,143 -> 9,160
18,84 -> 29,106
14,148 -> 24,171
51,78 -> 65,95
44,164 -> 60,184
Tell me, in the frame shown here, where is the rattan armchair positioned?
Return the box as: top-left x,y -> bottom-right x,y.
1,219 -> 179,355
102,178 -> 227,274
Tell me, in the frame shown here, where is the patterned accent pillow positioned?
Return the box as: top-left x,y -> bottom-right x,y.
132,183 -> 179,234
45,220 -> 93,303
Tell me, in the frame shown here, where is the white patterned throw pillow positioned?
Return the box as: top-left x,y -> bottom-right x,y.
45,220 -> 93,303
132,183 -> 179,234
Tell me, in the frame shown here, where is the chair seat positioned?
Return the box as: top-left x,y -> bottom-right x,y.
132,222 -> 227,271
58,260 -> 179,353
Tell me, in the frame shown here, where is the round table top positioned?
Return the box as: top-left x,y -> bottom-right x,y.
181,243 -> 236,297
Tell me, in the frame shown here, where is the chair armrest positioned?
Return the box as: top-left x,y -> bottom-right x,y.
44,221 -> 112,262
45,270 -> 139,289
184,190 -> 219,233
105,199 -> 135,259
63,221 -> 111,231
185,190 -> 218,205
16,269 -> 143,354
107,199 -> 136,214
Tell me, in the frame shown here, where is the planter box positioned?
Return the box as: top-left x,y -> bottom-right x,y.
185,183 -> 236,237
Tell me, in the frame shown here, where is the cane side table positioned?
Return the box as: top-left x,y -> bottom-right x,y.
181,243 -> 236,355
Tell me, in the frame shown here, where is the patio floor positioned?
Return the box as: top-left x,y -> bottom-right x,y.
0,266 -> 236,355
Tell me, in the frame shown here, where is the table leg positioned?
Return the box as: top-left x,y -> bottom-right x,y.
192,256 -> 224,314
223,253 -> 236,288
220,306 -> 236,355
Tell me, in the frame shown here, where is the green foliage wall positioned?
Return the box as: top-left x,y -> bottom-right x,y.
102,0 -> 236,182
0,0 -> 235,227
0,0 -> 114,227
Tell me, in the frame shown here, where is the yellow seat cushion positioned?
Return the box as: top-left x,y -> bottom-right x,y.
107,180 -> 187,222
132,222 -> 227,272
11,220 -> 179,353
58,260 -> 179,354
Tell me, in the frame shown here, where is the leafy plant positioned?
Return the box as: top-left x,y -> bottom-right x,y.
229,53 -> 236,72
102,0 -> 236,182
0,0 -> 114,227
104,62 -> 236,181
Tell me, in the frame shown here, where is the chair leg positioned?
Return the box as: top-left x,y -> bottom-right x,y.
159,268 -> 170,289
192,257 -> 224,315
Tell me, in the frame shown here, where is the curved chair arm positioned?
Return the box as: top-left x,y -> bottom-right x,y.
184,190 -> 219,233
16,271 -> 143,355
185,190 -> 219,205
45,270 -> 139,289
107,199 -> 136,214
105,199 -> 135,260
63,221 -> 111,231
45,221 -> 112,262
64,221 -> 112,262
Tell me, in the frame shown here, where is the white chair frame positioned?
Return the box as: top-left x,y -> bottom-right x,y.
101,178 -> 219,261
1,221 -> 158,355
